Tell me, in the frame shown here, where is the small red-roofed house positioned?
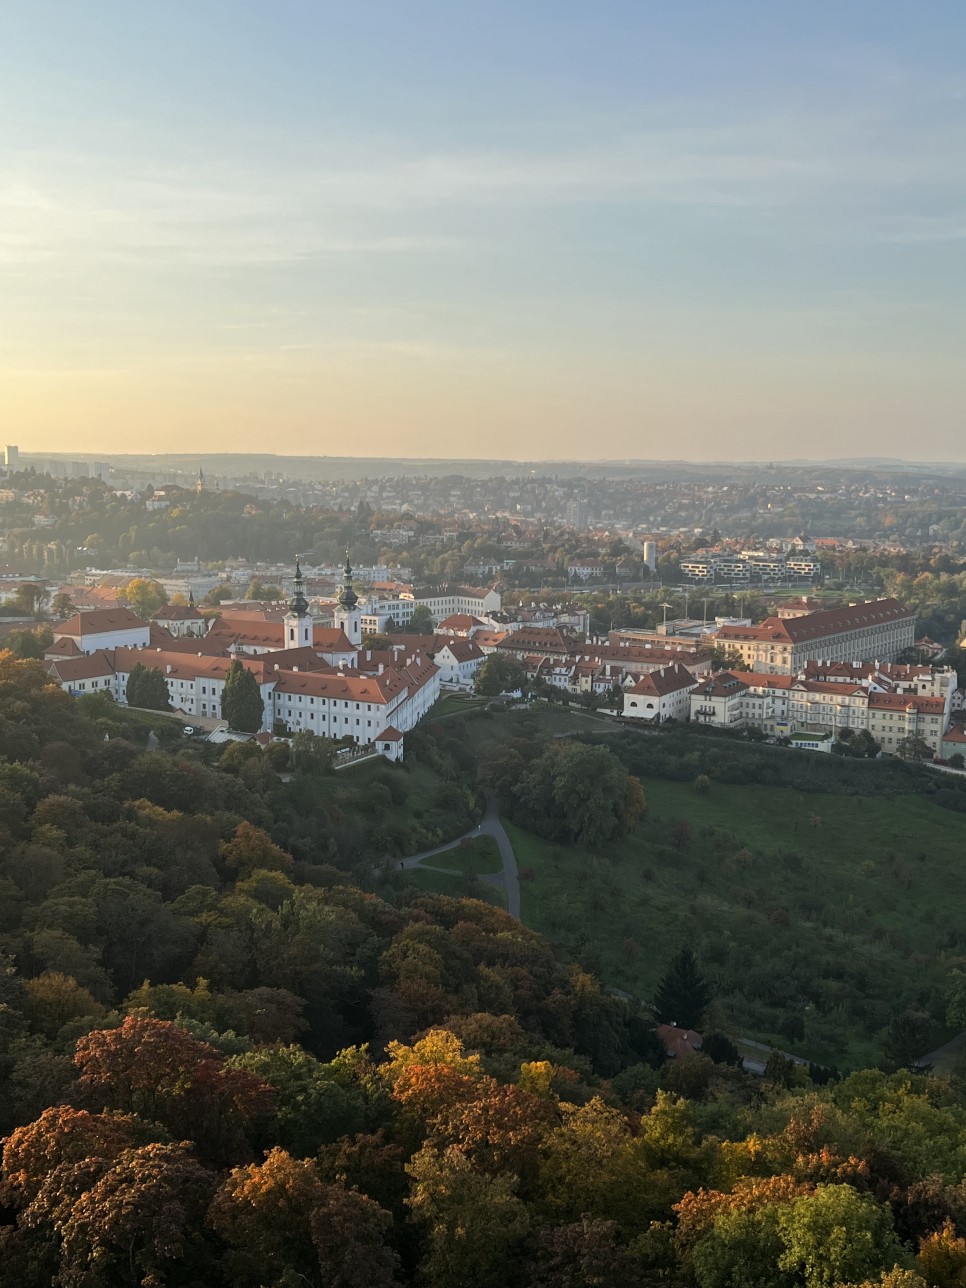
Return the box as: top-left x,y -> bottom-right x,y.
657,1024 -> 704,1060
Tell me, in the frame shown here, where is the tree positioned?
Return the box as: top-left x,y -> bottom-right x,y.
74,1016 -> 274,1165
54,1142 -> 218,1288
50,592 -> 74,620
408,604 -> 435,634
229,1046 -> 362,1156
528,1218 -> 643,1288
654,948 -> 712,1029
125,662 -> 172,711
949,753 -> 965,771
245,578 -> 281,601
513,741 -> 645,846
896,735 -> 931,763
5,626 -> 53,659
475,653 -> 525,696
209,1147 -> 398,1288
884,1007 -> 933,1070
222,658 -> 264,732
120,577 -> 166,619
290,729 -> 337,774
12,583 -> 48,617
776,1184 -> 908,1288
711,647 -> 750,672
219,821 -> 294,878
407,1144 -> 531,1288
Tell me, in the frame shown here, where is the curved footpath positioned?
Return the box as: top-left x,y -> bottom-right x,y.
392,795 -> 520,919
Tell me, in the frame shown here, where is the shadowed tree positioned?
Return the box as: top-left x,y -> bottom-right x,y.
654,948 -> 712,1030
222,659 -> 264,733
209,1147 -> 398,1288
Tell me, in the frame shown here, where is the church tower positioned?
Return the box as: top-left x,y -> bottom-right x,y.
196,467 -> 205,495
334,550 -> 362,647
284,558 -> 312,650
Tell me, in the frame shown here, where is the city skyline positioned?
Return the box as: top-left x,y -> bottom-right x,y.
3,1 -> 965,459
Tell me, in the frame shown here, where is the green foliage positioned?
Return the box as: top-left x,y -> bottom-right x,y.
776,1185 -> 908,1288
290,729 -> 337,774
654,948 -> 712,1030
119,577 -> 166,618
3,650 -> 966,1286
125,662 -> 172,711
222,659 -> 264,732
486,739 -> 645,846
475,652 -> 525,696
407,604 -> 435,634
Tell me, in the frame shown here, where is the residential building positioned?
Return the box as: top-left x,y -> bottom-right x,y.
714,599 -> 915,674
151,596 -> 208,639
58,607 -> 151,653
622,663 -> 699,723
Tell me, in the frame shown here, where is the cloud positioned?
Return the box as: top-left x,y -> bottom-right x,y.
2,99 -> 965,273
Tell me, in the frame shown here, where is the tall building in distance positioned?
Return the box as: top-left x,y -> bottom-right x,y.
5,445 -> 19,469
643,541 -> 658,573
566,498 -> 589,528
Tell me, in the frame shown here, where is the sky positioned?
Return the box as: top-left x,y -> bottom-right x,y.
2,1 -> 965,461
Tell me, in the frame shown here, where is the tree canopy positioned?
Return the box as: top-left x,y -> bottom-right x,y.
222,659 -> 264,732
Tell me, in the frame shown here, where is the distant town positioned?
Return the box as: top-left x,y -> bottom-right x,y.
2,447 -> 965,766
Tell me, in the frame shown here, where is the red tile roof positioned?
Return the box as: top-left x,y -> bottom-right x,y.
716,598 -> 912,646
61,607 -> 148,636
627,662 -> 699,697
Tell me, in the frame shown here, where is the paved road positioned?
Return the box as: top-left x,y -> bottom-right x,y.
393,795 -> 521,918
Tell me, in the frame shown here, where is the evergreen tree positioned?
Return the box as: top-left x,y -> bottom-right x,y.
653,947 -> 711,1029
126,663 -> 172,711
222,660 -> 264,733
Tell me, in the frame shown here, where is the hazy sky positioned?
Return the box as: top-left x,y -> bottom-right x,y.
2,1 -> 965,460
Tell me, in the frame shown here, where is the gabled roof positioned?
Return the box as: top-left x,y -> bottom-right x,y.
867,692 -> 946,715
60,607 -> 148,637
152,604 -> 204,621
497,626 -> 572,655
45,636 -> 84,659
716,598 -> 912,647
627,663 -> 699,697
438,613 -> 485,631
656,1024 -> 703,1059
46,650 -> 117,682
434,638 -> 484,663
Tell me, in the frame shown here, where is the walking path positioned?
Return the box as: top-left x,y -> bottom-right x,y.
392,795 -> 520,918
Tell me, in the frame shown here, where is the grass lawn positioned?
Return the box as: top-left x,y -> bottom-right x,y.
415,835 -> 503,876
400,863 -> 506,908
430,693 -> 489,718
511,779 -> 966,1070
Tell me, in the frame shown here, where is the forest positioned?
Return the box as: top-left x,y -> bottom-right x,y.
4,656 -> 966,1285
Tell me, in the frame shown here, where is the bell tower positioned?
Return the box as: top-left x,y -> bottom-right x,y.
283,557 -> 312,650
334,550 -> 362,647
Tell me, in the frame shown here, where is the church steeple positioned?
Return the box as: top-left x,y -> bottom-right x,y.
284,558 -> 312,650
334,549 -> 362,647
289,557 -> 309,617
338,549 -> 358,611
